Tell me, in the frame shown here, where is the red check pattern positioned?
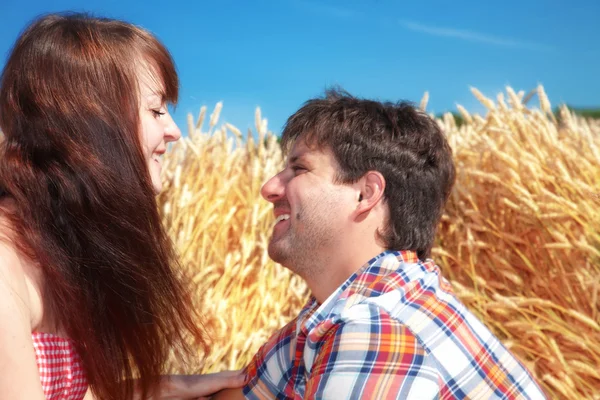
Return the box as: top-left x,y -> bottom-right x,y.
32,332 -> 88,400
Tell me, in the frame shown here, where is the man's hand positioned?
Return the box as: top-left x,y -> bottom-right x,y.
83,371 -> 246,400
210,387 -> 246,400
153,371 -> 246,400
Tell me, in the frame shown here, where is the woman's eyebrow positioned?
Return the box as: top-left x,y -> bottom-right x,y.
144,92 -> 163,101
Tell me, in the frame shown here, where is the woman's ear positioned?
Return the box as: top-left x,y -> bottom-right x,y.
355,171 -> 386,216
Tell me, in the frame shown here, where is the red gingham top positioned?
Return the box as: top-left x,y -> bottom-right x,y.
32,332 -> 88,400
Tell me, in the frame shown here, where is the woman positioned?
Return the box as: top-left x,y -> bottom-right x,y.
0,13 -> 243,399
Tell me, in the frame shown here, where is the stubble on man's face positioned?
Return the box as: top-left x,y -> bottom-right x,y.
268,193 -> 339,279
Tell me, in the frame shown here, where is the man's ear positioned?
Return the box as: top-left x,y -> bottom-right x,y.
354,171 -> 385,216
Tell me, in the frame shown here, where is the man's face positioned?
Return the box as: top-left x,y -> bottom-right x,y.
260,139 -> 356,276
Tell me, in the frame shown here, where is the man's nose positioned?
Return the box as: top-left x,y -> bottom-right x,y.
260,171 -> 286,203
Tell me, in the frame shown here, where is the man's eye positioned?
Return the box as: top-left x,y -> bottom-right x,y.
291,166 -> 306,174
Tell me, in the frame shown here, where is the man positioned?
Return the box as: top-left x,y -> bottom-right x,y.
216,89 -> 544,399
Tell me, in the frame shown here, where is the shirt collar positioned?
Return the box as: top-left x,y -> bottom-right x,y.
298,250 -> 419,335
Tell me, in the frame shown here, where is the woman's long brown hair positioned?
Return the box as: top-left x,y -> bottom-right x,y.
0,13 -> 206,399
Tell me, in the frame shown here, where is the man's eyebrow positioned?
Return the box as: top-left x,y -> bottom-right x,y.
287,153 -> 309,165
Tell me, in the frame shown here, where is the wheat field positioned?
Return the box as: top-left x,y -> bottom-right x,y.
159,87 -> 600,400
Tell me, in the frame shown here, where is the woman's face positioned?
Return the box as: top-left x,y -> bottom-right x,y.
138,67 -> 181,194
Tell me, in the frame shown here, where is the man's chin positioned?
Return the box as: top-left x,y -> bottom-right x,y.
267,242 -> 290,266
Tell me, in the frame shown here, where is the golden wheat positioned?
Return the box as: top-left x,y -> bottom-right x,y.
159,86 -> 600,399
435,86 -> 600,399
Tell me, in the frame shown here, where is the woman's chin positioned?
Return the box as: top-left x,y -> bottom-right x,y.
148,161 -> 163,194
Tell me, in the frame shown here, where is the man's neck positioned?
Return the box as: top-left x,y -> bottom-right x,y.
303,242 -> 386,304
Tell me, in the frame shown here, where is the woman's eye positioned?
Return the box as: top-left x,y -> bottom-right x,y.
152,109 -> 166,118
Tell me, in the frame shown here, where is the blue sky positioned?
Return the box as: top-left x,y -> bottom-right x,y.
1,0 -> 598,136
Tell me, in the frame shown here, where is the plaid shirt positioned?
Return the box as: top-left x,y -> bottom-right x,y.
243,250 -> 545,399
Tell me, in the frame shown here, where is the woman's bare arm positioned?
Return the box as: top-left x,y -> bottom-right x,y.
0,236 -> 46,399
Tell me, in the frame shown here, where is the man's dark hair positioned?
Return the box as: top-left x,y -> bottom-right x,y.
281,88 -> 456,259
